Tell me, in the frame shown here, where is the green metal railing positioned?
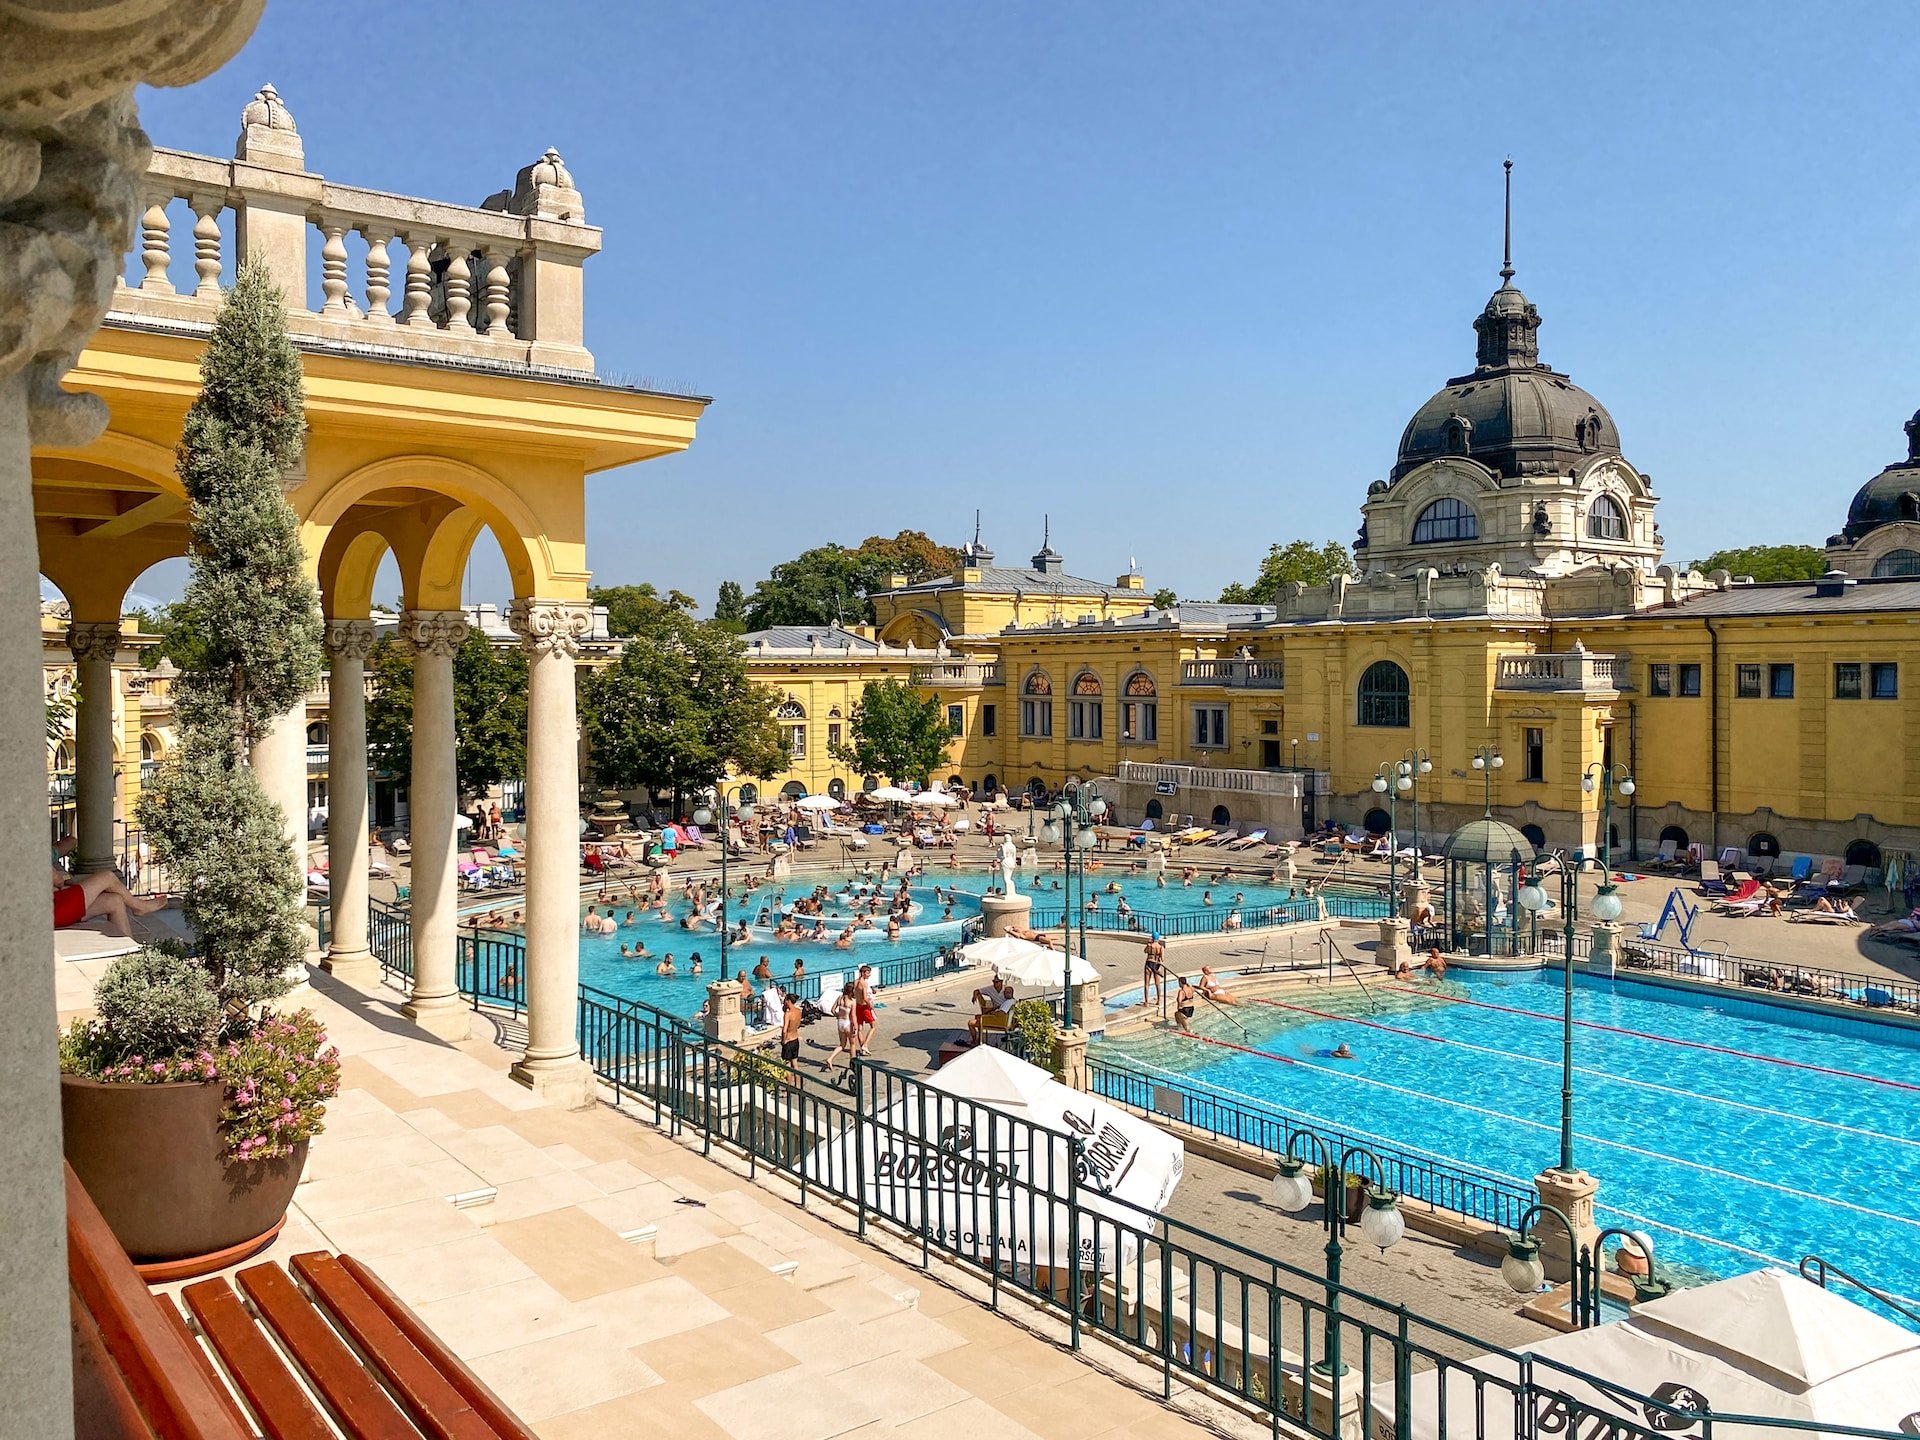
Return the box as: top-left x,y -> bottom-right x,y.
1026,891 -> 1387,938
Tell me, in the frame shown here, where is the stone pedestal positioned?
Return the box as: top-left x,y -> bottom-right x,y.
1020,844 -> 1039,874
1589,921 -> 1621,974
1300,1362 -> 1368,1440
770,852 -> 792,879
703,980 -> 745,1044
508,1057 -> 598,1110
1400,877 -> 1432,922
1053,1026 -> 1089,1090
892,844 -> 915,873
1070,976 -> 1104,1032
1376,917 -> 1409,969
1533,1167 -> 1601,1281
979,892 -> 1032,938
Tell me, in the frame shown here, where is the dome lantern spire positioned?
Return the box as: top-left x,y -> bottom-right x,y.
1473,160 -> 1542,372
1500,157 -> 1515,286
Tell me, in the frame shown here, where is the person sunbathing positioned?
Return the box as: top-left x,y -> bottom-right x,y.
51,864 -> 167,938
1198,966 -> 1238,1003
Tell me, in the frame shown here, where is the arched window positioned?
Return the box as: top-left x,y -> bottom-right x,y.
1023,671 -> 1052,695
1144,798 -> 1163,821
1658,824 -> 1689,849
1442,416 -> 1472,455
1021,671 -> 1053,738
1411,497 -> 1479,544
775,699 -> 805,719
1363,807 -> 1392,836
1520,823 -> 1547,849
1747,831 -> 1780,858
1357,660 -> 1411,728
1872,549 -> 1920,578
1210,805 -> 1231,826
1587,494 -> 1628,541
738,783 -> 759,804
306,721 -> 328,745
52,741 -> 71,771
1846,838 -> 1882,871
1069,671 -> 1102,740
140,733 -> 158,762
947,774 -> 964,790
780,781 -> 806,799
776,698 -> 806,760
1121,671 -> 1158,743
825,779 -> 844,800
982,774 -> 998,794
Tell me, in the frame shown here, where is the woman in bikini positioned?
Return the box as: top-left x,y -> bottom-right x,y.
1173,976 -> 1198,1032
825,981 -> 859,1078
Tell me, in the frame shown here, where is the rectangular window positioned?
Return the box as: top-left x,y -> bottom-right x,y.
1769,663 -> 1795,699
1020,699 -> 1051,738
1261,719 -> 1280,735
1524,727 -> 1544,782
1191,706 -> 1226,748
1121,701 -> 1157,742
981,704 -> 996,737
827,722 -> 842,750
1649,663 -> 1672,697
1872,662 -> 1899,700
1068,700 -> 1102,740
1835,662 -> 1862,700
785,724 -> 806,760
1736,664 -> 1762,699
946,704 -> 964,737
1679,663 -> 1702,697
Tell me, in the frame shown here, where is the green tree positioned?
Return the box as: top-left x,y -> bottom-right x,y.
125,600 -> 202,671
1150,587 -> 1179,610
1688,544 -> 1827,582
590,582 -> 697,638
713,579 -> 747,631
1218,540 -> 1354,604
364,630 -> 528,803
830,678 -> 952,787
579,610 -> 785,807
741,529 -> 961,630
853,529 -> 961,586
137,261 -> 323,1011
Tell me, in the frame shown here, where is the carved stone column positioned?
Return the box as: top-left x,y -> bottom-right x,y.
65,621 -> 122,874
398,609 -> 469,1040
323,620 -> 376,981
0,5 -> 268,1433
508,599 -> 596,1105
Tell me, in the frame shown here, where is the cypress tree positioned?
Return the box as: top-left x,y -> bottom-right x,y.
138,260 -> 324,1010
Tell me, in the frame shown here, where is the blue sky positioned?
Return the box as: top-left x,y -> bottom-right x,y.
123,0 -> 1920,612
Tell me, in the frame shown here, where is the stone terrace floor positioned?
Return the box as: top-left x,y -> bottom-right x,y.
154,969 -> 1282,1440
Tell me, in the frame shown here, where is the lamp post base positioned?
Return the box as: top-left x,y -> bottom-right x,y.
1533,1167 -> 1601,1280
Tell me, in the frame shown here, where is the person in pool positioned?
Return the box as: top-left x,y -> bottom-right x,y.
1310,1042 -> 1355,1060
1172,976 -> 1197,1032
689,953 -> 703,976
656,954 -> 677,976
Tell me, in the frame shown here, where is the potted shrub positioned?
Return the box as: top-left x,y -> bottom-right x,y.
59,262 -> 334,1278
1010,999 -> 1059,1074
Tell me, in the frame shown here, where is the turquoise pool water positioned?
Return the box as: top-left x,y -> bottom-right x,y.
1096,970 -> 1920,1308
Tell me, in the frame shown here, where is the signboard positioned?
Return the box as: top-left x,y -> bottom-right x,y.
1154,779 -> 1178,796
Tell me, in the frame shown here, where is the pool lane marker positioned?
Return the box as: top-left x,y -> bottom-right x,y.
1244,995 -> 1920,1151
1381,983 -> 1920,1095
1168,1029 -> 1920,1231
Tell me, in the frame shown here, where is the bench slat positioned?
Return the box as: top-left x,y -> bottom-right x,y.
151,1293 -> 257,1438
72,1288 -> 159,1440
239,1262 -> 423,1440
289,1253 -> 502,1440
182,1276 -> 336,1440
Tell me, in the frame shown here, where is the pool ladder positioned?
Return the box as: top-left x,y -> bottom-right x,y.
1319,929 -> 1383,1013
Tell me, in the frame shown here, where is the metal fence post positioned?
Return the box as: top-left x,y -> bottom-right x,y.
1067,1135 -> 1084,1353
852,1056 -> 868,1240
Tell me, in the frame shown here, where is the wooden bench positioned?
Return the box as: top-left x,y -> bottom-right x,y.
68,1163 -> 537,1439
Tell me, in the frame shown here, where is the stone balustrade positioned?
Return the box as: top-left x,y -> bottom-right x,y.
912,661 -> 1003,687
1495,647 -> 1631,693
1179,658 -> 1284,688
1117,760 -> 1307,796
112,85 -> 598,376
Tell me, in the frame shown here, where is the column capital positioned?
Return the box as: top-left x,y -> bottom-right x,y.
397,608 -> 468,659
64,621 -> 122,664
509,598 -> 594,659
324,617 -> 378,660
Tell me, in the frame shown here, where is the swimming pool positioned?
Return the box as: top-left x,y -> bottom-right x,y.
1093,969 -> 1920,1309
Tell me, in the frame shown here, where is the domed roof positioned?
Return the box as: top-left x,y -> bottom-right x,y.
1841,411 -> 1920,542
1393,282 -> 1621,483
1441,818 -> 1536,865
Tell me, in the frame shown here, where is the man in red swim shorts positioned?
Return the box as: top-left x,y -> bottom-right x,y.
52,858 -> 167,937
854,964 -> 878,1052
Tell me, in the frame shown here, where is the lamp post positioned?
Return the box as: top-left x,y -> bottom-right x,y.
1270,1137 -> 1404,1378
692,784 -> 755,980
1501,1203 -> 1669,1326
1370,762 -> 1404,907
1401,749 -> 1433,898
1470,744 -> 1503,818
1040,781 -> 1105,1028
1517,850 -> 1583,1173
1580,761 -> 1635,923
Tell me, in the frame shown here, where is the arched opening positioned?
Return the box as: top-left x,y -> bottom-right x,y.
1144,799 -> 1163,821
1210,804 -> 1231,826
946,773 -> 964,790
738,783 -> 759,805
1845,838 -> 1882,870
780,781 -> 807,799
982,774 -> 999,795
1587,494 -> 1628,541
1121,670 -> 1158,742
862,776 -> 878,792
1068,670 -> 1103,740
1411,497 -> 1479,544
775,697 -> 806,762
826,778 -> 845,800
1357,659 -> 1411,728
306,720 -> 329,746
1871,549 -> 1920,578
1021,670 -> 1053,738
1363,807 -> 1392,836
1746,831 -> 1780,858
1658,824 -> 1690,849
1027,776 -> 1047,799
1520,823 -> 1547,849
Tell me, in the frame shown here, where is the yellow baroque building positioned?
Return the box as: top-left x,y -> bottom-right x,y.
738,260 -> 1920,871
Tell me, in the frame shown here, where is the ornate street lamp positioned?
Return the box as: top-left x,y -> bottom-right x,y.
1470,744 -> 1504,818
1040,782 -> 1105,1028
1401,749 -> 1433,895
692,784 -> 755,979
1371,762 -> 1404,907
1517,850 -> 1582,1173
1580,761 -> 1635,925
1270,1137 -> 1404,1377
1502,1203 -> 1669,1326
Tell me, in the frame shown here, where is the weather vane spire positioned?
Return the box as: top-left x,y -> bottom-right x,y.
1042,513 -> 1050,549
1500,157 -> 1514,286
972,508 -> 981,549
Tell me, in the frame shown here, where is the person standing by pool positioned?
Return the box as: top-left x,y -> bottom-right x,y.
1142,934 -> 1167,1008
854,964 -> 878,1051
825,982 -> 859,1077
781,989 -> 804,1074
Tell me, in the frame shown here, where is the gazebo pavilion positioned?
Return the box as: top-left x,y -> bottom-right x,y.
1438,817 -> 1535,957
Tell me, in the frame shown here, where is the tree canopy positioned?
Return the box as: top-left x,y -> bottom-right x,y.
1150,587 -> 1179,610
1687,544 -> 1828,583
578,609 -> 786,804
741,529 -> 961,630
712,580 -> 747,632
830,677 -> 952,786
1218,540 -> 1354,604
590,582 -> 698,638
364,629 -> 528,803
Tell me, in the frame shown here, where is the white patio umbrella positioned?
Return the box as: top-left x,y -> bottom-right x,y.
961,934 -> 1098,987
912,791 -> 958,808
803,1046 -> 1183,1276
794,794 -> 842,811
1375,1268 -> 1920,1440
869,785 -> 915,803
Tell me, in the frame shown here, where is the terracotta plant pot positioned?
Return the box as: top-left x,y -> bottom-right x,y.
60,1074 -> 308,1279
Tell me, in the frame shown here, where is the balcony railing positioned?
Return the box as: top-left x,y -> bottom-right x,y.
912,662 -> 1002,688
1495,650 -> 1631,693
307,744 -> 329,775
1117,760 -> 1304,795
1179,659 -> 1284,689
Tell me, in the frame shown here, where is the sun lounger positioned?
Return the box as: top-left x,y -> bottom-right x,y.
1226,830 -> 1267,850
1206,829 -> 1240,847
1645,839 -> 1681,871
1787,907 -> 1862,925
1717,893 -> 1774,917
681,824 -> 708,849
1698,859 -> 1726,894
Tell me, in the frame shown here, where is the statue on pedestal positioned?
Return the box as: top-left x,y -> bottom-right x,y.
998,836 -> 1019,895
